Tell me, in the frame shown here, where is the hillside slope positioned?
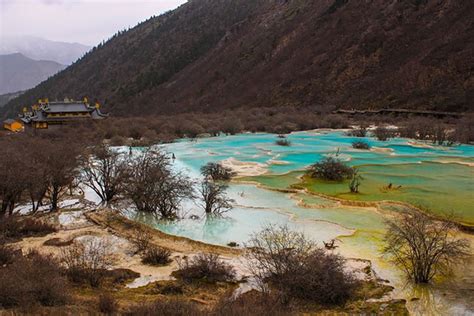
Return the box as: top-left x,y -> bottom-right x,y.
0,53 -> 65,94
2,0 -> 473,118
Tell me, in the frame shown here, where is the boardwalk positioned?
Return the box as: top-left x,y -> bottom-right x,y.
334,109 -> 464,118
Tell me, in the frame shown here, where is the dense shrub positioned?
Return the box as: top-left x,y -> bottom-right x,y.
0,243 -> 20,265
131,229 -> 152,254
352,141 -> 371,150
141,246 -> 172,266
0,216 -> 57,241
373,126 -> 394,141
275,139 -> 291,146
200,162 -> 236,181
174,253 -> 236,283
246,225 -> 358,306
156,282 -> 185,295
275,249 -> 358,305
307,157 -> 354,181
346,127 -> 368,137
213,292 -> 292,316
126,299 -> 202,316
98,293 -> 118,314
105,268 -> 140,285
0,251 -> 69,308
60,239 -> 114,287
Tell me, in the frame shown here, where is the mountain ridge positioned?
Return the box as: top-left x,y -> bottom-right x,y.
0,53 -> 65,95
0,36 -> 91,65
2,0 -> 472,119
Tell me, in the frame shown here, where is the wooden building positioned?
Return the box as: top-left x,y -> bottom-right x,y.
3,119 -> 24,132
20,98 -> 108,129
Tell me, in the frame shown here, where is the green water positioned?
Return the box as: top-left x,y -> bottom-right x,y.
296,162 -> 474,225
122,131 -> 474,315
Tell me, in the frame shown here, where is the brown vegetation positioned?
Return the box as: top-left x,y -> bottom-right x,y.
0,250 -> 70,308
3,0 -> 472,119
383,212 -> 470,283
307,157 -> 354,181
0,132 -> 87,216
373,126 -> 394,141
0,216 -> 57,241
141,246 -> 172,266
346,127 -> 368,137
174,253 -> 236,284
275,138 -> 291,146
352,141 -> 370,150
200,162 -> 236,181
198,180 -> 234,216
60,239 -> 114,287
125,299 -> 202,316
80,144 -> 127,204
246,225 -> 358,306
123,149 -> 193,219
98,293 -> 118,314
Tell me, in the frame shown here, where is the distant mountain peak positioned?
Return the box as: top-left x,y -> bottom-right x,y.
0,36 -> 91,65
0,53 -> 65,94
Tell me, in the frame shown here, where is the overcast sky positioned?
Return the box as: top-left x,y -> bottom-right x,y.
0,0 -> 187,46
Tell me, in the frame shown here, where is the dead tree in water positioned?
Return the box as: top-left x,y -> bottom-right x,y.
349,168 -> 363,193
323,239 -> 339,250
383,212 -> 469,283
198,180 -> 234,216
80,144 -> 127,204
124,149 -> 193,219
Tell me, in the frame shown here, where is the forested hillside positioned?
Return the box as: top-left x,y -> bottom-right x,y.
2,0 -> 472,118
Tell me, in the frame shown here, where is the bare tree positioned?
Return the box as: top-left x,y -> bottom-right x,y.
23,139 -> 50,213
200,162 -> 236,181
81,144 -> 126,204
245,225 -> 357,305
60,238 -> 114,287
198,180 -> 234,216
349,168 -> 363,193
0,140 -> 28,216
124,149 -> 193,219
373,126 -> 394,141
383,212 -> 470,283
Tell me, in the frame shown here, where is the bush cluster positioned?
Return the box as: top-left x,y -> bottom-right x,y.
98,293 -> 118,314
60,239 -> 114,287
125,299 -> 202,316
275,139 -> 291,146
141,246 -> 172,266
307,157 -> 354,181
246,225 -> 358,306
174,253 -> 236,283
352,141 -> 371,150
200,162 -> 236,181
0,251 -> 70,308
0,216 -> 57,241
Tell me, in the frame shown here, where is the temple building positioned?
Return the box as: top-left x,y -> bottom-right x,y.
20,98 -> 108,129
3,119 -> 24,132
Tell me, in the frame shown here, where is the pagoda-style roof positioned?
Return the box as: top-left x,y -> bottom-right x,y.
3,119 -> 18,125
20,100 -> 108,124
42,102 -> 95,113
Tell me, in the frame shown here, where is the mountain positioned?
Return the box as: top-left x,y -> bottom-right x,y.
0,53 -> 65,94
0,91 -> 23,108
0,36 -> 91,65
2,0 -> 473,119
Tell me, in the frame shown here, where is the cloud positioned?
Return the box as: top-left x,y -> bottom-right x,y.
0,0 -> 187,45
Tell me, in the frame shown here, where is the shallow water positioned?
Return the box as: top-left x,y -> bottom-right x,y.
126,131 -> 473,315
162,131 -> 473,224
